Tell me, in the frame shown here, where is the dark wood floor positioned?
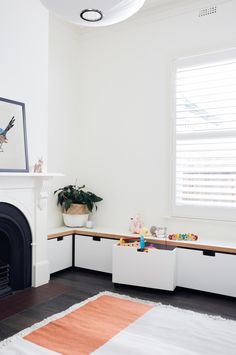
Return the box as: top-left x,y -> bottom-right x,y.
0,268 -> 236,341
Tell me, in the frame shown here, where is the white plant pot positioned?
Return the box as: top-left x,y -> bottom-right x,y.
62,213 -> 89,227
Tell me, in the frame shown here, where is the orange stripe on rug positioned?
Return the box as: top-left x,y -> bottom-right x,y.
24,295 -> 152,355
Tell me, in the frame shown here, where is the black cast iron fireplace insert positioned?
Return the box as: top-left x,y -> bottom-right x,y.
0,202 -> 32,298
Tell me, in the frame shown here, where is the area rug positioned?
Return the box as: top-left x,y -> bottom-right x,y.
0,292 -> 236,355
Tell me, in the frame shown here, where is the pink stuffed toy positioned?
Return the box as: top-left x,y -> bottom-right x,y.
130,214 -> 143,234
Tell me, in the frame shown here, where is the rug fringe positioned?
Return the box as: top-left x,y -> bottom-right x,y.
0,290 -> 234,349
102,291 -> 236,322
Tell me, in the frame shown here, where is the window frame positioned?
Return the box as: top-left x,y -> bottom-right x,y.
171,48 -> 236,222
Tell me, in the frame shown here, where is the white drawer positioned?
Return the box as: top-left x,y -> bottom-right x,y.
48,236 -> 73,274
177,248 -> 236,297
75,235 -> 116,273
112,245 -> 177,291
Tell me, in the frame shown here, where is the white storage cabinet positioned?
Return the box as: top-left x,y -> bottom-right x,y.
112,245 -> 177,291
177,248 -> 236,297
48,235 -> 73,274
75,235 -> 116,273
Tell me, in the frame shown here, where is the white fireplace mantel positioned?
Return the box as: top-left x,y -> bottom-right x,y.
0,172 -> 63,288
0,172 -> 63,210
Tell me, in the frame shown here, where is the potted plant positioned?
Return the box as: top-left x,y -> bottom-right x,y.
54,184 -> 103,227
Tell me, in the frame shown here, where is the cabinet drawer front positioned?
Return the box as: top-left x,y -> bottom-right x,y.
48,236 -> 72,274
75,236 -> 116,273
112,246 -> 177,291
177,248 -> 236,297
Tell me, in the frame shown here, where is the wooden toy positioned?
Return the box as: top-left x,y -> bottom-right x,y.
119,238 -> 139,247
168,233 -> 198,241
119,238 -> 125,246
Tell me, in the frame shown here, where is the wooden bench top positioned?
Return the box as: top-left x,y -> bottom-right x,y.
47,226 -> 236,255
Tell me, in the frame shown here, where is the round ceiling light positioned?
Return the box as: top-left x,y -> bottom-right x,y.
80,9 -> 103,22
40,0 -> 146,27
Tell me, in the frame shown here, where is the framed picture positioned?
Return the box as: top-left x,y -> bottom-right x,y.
0,97 -> 29,172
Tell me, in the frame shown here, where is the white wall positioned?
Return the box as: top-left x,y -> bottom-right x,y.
47,16 -> 82,227
49,0 -> 236,241
0,0 -> 48,168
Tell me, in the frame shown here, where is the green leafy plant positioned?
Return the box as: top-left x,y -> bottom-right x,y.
54,184 -> 103,212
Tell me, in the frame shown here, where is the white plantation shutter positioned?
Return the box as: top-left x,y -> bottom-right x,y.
173,49 -> 236,220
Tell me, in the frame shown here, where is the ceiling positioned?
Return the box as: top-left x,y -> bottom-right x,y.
144,0 -> 180,7
142,0 -> 197,11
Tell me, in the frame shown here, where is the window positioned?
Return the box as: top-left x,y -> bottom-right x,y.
173,49 -> 236,221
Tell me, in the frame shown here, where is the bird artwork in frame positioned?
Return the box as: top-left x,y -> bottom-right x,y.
0,97 -> 29,172
0,116 -> 15,152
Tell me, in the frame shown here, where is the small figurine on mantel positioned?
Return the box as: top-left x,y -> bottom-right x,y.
34,157 -> 44,173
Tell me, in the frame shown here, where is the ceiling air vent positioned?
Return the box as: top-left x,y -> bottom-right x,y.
199,5 -> 217,17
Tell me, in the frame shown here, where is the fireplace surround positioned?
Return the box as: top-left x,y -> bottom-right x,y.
0,173 -> 61,293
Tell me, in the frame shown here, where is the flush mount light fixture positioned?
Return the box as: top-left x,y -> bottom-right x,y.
80,9 -> 103,22
40,0 -> 146,27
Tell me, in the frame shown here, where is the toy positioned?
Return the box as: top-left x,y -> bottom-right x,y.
168,233 -> 198,241
119,237 -> 139,247
119,238 -> 125,246
150,226 -> 157,237
139,227 -> 149,238
139,235 -> 145,250
34,157 -> 44,173
129,214 -> 143,234
150,226 -> 167,239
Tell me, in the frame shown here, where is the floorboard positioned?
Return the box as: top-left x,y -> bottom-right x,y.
0,268 -> 235,341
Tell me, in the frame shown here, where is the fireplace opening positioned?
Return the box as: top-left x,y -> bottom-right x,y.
0,231 -> 11,298
0,258 -> 11,298
0,202 -> 32,298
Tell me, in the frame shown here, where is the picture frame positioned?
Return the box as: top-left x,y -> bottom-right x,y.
0,97 -> 29,172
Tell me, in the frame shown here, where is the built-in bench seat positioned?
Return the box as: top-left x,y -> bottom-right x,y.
47,226 -> 236,297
